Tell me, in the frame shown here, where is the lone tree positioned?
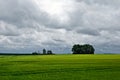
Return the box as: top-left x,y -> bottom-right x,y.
43,49 -> 46,54
72,44 -> 95,54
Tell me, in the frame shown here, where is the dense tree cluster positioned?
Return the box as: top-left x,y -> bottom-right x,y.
72,44 -> 95,54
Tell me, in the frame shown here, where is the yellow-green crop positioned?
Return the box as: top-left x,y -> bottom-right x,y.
0,54 -> 120,80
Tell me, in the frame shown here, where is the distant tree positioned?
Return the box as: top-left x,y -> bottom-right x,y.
32,52 -> 38,55
43,49 -> 46,54
72,44 -> 95,54
72,44 -> 81,54
83,44 -> 95,54
47,50 -> 53,54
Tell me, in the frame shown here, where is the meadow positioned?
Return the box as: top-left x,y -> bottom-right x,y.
0,54 -> 120,80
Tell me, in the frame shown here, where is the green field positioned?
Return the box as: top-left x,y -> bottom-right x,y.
0,55 -> 120,80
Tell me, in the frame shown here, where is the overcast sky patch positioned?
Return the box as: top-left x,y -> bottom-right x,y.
0,0 -> 120,53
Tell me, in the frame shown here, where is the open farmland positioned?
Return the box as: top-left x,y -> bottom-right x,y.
0,55 -> 120,80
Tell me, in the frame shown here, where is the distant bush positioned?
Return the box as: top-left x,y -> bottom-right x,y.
32,52 -> 38,55
47,50 -> 53,55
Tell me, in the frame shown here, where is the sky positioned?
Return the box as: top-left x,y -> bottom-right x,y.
0,0 -> 120,54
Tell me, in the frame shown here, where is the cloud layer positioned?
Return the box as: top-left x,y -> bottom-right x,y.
0,0 -> 120,53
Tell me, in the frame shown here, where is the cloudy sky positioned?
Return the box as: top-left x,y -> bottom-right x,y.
0,0 -> 120,53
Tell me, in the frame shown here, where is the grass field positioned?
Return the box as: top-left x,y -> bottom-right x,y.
0,54 -> 120,80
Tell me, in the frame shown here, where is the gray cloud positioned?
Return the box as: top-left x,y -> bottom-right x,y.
0,0 -> 120,53
76,28 -> 100,36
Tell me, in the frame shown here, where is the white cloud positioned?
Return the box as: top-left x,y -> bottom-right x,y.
0,0 -> 120,53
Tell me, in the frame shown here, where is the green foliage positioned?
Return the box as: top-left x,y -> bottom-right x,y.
32,52 -> 38,55
0,55 -> 120,80
72,44 -> 95,54
43,49 -> 46,54
32,49 -> 53,55
47,50 -> 53,54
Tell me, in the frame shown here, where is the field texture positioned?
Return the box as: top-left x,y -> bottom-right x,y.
0,55 -> 120,80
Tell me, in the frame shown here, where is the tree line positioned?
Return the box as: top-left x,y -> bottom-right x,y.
32,44 -> 95,55
32,49 -> 53,55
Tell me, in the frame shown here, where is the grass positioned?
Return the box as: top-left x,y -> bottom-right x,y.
0,54 -> 120,80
